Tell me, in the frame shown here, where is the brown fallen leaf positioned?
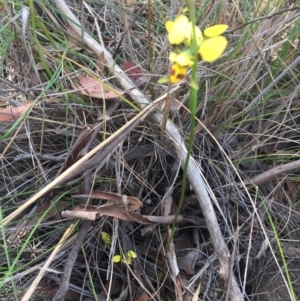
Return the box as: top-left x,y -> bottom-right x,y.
62,204 -> 152,224
122,61 -> 144,81
0,103 -> 31,122
73,76 -> 124,99
73,191 -> 142,211
57,124 -> 102,174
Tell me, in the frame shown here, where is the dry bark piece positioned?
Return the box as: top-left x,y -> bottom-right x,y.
192,283 -> 203,301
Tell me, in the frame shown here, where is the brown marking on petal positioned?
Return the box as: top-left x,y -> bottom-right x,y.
177,74 -> 185,80
170,68 -> 176,76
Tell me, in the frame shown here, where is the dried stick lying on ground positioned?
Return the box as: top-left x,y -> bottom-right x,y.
52,1 -> 244,300
241,158 -> 300,187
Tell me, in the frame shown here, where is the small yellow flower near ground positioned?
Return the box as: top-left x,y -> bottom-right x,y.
169,50 -> 195,67
122,250 -> 137,264
166,15 -> 189,45
198,36 -> 228,63
170,63 -> 189,83
101,232 -> 112,249
112,255 -> 121,263
113,250 -> 137,265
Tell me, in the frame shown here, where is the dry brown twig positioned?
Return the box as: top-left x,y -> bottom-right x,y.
241,158 -> 300,187
228,6 -> 300,33
49,1 -> 244,300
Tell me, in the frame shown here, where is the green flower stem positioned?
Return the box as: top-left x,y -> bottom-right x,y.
168,0 -> 198,249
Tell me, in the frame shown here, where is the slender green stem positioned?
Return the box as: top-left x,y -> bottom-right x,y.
28,0 -> 52,77
168,0 -> 198,249
262,197 -> 295,300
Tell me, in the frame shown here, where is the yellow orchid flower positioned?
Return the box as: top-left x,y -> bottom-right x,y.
198,24 -> 228,63
169,50 -> 195,67
170,63 -> 189,83
185,22 -> 203,47
166,15 -> 189,45
161,16 -> 229,84
101,232 -> 112,249
112,250 -> 137,265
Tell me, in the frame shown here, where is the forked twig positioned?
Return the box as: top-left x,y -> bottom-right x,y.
51,1 -> 244,300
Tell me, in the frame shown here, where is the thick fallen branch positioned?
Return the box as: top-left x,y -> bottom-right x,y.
52,1 -> 244,300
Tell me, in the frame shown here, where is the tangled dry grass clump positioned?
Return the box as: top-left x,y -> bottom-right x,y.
1,0 -> 300,300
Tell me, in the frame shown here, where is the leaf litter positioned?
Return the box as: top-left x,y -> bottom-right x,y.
73,76 -> 124,99
1,1 -> 300,301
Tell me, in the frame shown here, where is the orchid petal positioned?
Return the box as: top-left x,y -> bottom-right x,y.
203,24 -> 228,38
199,36 -> 228,62
166,15 -> 189,45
